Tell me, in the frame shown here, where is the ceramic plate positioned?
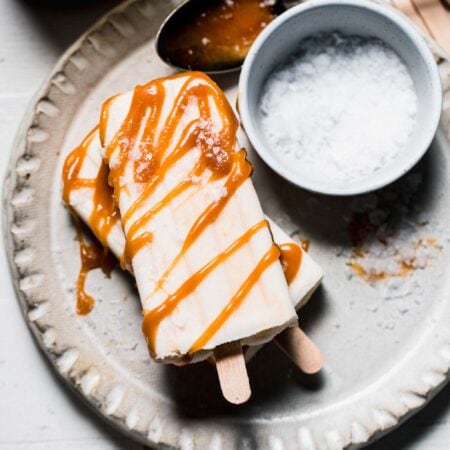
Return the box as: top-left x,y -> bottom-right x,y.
3,0 -> 450,448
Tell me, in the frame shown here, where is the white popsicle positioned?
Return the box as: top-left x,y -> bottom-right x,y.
62,101 -> 323,369
99,72 -> 298,363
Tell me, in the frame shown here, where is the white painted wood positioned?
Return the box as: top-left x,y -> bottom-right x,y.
0,0 -> 448,448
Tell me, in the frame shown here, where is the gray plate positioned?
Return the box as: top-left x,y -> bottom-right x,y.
3,0 -> 450,448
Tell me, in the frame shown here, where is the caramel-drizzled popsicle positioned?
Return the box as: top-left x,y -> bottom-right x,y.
99,72 -> 298,397
62,125 -> 323,375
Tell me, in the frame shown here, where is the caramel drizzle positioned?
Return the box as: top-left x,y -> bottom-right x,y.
62,126 -> 119,313
189,244 -> 280,353
279,243 -> 303,285
151,148 -> 251,294
63,74 -> 304,337
62,127 -> 98,204
161,0 -> 278,71
99,72 -> 282,353
101,73 -> 238,266
101,73 -> 239,271
142,220 -> 268,355
71,213 -> 115,315
62,126 -> 120,246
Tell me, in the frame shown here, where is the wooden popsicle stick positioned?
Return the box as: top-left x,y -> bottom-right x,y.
411,0 -> 450,53
275,326 -> 323,375
392,0 -> 433,35
214,341 -> 251,404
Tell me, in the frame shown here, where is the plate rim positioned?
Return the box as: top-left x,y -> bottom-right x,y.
2,0 -> 450,448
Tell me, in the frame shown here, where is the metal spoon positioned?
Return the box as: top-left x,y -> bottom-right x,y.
156,0 -> 290,74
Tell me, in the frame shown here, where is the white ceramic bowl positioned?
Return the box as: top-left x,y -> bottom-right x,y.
239,0 -> 442,195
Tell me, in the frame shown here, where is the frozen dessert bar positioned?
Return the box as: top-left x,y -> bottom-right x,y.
62,126 -> 322,316
62,73 -> 324,401
98,72 -> 298,364
62,90 -> 323,362
62,126 -> 125,259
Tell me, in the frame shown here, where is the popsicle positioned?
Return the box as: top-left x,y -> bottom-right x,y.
62,131 -> 323,306
98,72 -> 299,367
62,126 -> 124,259
62,99 -> 323,367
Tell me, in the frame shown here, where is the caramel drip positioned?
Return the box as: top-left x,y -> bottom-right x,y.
142,220 -> 268,355
91,161 -> 120,247
301,240 -> 310,252
100,72 -> 266,351
279,243 -> 303,285
119,84 -> 237,226
62,127 -> 120,314
189,244 -> 280,353
104,83 -> 165,192
62,127 -> 98,204
102,73 -> 237,207
62,126 -> 120,247
99,93 -> 120,147
72,215 -> 115,315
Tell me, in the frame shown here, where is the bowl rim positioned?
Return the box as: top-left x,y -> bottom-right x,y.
238,0 -> 443,196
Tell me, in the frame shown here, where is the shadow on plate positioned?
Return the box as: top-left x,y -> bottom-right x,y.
18,0 -> 121,53
158,136 -> 445,431
160,286 -> 328,420
366,380 -> 450,449
251,135 -> 443,250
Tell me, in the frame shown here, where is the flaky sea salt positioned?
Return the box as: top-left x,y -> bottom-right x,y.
339,171 -> 441,302
260,32 -> 418,182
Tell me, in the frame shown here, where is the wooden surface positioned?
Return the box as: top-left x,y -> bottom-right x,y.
0,0 -> 449,448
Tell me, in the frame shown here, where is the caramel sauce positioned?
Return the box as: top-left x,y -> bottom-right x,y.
63,126 -> 120,247
189,244 -> 280,353
116,74 -> 238,227
142,220 -> 267,354
279,243 -> 303,285
91,161 -> 121,247
62,127 -> 119,314
64,73 -> 288,350
159,0 -> 279,71
123,231 -> 153,269
99,72 -> 288,354
348,260 -> 414,282
347,211 -> 439,282
301,240 -> 310,252
62,127 -> 98,204
151,148 -> 252,293
101,72 -> 240,279
73,215 -> 115,315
